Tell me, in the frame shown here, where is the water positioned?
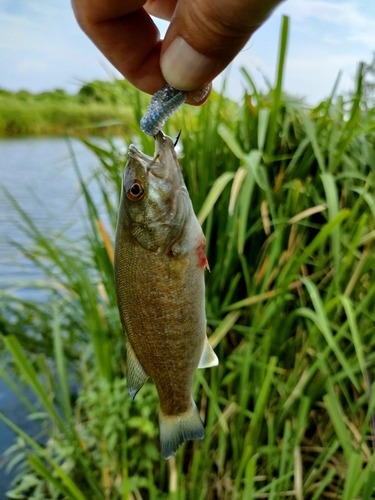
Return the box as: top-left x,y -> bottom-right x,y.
0,137 -> 108,290
0,136 -> 118,496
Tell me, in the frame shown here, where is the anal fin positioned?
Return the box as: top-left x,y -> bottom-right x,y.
198,339 -> 219,369
126,341 -> 148,400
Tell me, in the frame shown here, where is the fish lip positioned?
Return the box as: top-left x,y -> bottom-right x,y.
127,144 -> 153,173
154,130 -> 166,158
151,131 -> 180,181
128,144 -> 151,162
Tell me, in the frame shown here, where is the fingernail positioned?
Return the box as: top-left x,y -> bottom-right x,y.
161,36 -> 216,91
187,84 -> 211,104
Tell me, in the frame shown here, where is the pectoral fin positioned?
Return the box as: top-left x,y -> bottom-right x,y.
126,342 -> 148,400
198,339 -> 219,369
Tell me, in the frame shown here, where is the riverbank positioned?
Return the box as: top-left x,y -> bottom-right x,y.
0,80 -> 139,137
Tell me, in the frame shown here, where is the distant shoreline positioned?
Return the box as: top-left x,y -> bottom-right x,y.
0,80 -> 140,137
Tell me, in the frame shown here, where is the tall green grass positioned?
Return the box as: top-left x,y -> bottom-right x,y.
2,15 -> 375,499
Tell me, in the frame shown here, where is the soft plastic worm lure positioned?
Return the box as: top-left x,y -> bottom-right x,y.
140,85 -> 186,136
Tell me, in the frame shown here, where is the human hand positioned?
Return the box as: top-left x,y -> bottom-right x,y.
72,0 -> 282,104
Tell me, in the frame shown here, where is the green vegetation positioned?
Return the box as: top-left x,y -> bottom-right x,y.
2,16 -> 375,499
0,80 -> 141,136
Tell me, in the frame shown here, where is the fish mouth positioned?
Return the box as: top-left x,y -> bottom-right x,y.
127,131 -> 179,182
127,131 -> 168,165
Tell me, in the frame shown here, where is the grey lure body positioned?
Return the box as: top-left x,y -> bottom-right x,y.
114,131 -> 218,459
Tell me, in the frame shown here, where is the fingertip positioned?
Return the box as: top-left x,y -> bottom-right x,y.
161,36 -> 216,92
185,84 -> 212,106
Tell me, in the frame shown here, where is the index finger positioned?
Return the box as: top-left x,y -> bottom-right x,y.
72,0 -> 165,94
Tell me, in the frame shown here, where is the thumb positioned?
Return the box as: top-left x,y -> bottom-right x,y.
160,0 -> 281,91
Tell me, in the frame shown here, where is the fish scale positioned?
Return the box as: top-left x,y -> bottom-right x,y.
117,235 -> 202,413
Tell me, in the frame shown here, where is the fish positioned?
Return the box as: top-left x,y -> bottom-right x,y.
114,131 -> 218,459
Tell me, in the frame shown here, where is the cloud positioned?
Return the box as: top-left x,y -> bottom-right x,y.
285,49 -> 361,94
17,59 -> 48,73
214,1 -> 373,105
282,0 -> 375,50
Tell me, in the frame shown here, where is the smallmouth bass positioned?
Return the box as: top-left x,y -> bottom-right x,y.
114,131 -> 218,459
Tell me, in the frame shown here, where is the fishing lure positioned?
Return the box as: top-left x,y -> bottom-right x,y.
140,85 -> 186,136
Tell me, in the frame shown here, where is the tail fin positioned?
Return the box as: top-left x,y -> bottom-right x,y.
159,403 -> 205,459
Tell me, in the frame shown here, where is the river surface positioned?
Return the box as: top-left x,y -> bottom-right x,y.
0,136 -> 123,496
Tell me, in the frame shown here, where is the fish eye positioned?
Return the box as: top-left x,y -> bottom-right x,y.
126,181 -> 144,201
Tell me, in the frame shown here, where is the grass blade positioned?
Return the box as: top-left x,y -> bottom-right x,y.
197,172 -> 235,224
266,15 -> 289,158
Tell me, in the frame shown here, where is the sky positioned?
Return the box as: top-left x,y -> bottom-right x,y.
0,0 -> 374,105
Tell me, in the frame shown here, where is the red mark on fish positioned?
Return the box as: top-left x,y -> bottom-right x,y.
197,238 -> 210,271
